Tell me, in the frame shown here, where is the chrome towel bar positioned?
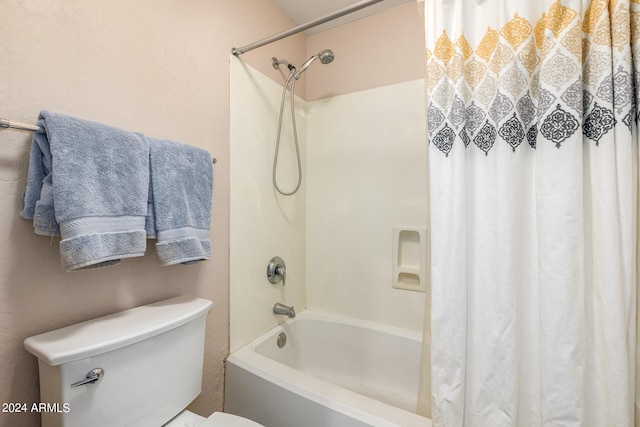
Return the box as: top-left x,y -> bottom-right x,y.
0,116 -> 217,163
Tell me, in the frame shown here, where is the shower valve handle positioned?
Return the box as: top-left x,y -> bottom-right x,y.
275,265 -> 286,287
267,256 -> 286,286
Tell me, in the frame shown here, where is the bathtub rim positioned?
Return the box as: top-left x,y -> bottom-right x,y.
226,309 -> 431,427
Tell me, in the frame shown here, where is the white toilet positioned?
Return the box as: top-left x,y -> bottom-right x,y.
24,295 -> 263,427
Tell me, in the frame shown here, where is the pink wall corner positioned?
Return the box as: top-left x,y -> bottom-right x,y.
236,33 -> 308,101
306,2 -> 426,101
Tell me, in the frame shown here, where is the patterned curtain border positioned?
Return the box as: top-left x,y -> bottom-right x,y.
426,0 -> 639,157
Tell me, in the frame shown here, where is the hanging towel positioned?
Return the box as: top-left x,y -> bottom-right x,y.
145,137 -> 213,266
21,119 -> 57,236
21,111 -> 149,271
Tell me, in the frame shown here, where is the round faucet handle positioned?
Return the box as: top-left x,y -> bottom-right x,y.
275,265 -> 286,286
267,256 -> 286,286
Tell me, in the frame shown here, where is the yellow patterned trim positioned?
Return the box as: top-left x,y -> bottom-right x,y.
632,11 -> 640,45
518,41 -> 540,75
428,0 -> 636,67
476,28 -> 499,60
427,61 -> 444,90
426,0 -> 639,156
583,0 -> 608,34
546,0 -> 578,37
500,13 -> 533,49
612,8 -> 631,49
560,23 -> 583,58
593,16 -> 612,45
447,54 -> 464,82
434,31 -> 455,63
464,59 -> 487,88
489,43 -> 514,74
534,14 -> 547,49
456,35 -> 474,61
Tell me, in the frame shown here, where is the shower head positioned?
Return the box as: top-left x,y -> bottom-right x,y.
318,49 -> 335,64
293,49 -> 335,80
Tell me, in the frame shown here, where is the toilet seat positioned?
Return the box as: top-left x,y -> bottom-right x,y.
200,412 -> 265,427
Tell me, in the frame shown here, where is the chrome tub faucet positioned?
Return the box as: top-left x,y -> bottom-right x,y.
273,303 -> 295,318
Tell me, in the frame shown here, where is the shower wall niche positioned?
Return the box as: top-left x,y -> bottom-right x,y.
393,226 -> 428,292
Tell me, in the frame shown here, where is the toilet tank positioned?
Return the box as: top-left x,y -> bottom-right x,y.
24,295 -> 213,427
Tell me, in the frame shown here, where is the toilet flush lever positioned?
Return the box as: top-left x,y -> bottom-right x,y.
71,368 -> 104,388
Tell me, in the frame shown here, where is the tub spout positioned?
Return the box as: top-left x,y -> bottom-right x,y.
273,303 -> 295,318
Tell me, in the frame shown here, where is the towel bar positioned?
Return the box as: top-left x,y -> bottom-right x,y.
0,116 -> 217,163
0,118 -> 43,132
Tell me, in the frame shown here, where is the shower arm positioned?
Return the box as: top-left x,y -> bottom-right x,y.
272,58 -> 297,84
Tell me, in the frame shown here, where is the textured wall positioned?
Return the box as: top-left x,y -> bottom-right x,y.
0,1 -> 303,426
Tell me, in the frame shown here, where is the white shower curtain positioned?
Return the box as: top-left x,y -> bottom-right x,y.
424,0 -> 638,425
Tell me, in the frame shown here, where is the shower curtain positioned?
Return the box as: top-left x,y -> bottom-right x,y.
423,0 -> 638,425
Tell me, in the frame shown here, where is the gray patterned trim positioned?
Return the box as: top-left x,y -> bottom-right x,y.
474,121 -> 497,156
433,123 -> 456,157
498,113 -> 525,152
583,103 -> 616,145
540,104 -> 580,148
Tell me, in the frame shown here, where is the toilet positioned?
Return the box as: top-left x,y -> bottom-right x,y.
24,295 -> 263,427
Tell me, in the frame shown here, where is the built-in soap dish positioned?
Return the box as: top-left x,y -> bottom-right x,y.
392,226 -> 427,292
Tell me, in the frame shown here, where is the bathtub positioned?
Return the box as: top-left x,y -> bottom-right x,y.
224,310 -> 431,427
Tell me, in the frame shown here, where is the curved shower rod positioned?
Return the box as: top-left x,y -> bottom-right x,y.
231,0 -> 385,56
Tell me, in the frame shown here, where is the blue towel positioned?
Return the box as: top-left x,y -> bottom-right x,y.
145,137 -> 213,266
21,111 -> 149,271
21,119 -> 58,235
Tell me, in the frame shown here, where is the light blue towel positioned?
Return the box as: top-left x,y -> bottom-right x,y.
145,137 -> 213,266
21,118 -> 58,235
21,111 -> 149,271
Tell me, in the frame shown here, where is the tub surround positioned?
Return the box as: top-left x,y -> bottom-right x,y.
306,79 -> 427,331
229,2 -> 428,356
229,56 -> 307,352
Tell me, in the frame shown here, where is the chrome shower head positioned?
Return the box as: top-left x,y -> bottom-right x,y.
293,49 -> 335,80
318,49 -> 335,64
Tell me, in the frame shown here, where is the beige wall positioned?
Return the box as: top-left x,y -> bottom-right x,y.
0,1 -> 303,426
305,2 -> 425,101
241,2 -> 425,103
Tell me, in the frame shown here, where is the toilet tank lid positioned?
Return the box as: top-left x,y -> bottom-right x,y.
24,295 -> 213,366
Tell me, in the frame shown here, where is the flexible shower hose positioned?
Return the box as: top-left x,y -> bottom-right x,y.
273,68 -> 302,196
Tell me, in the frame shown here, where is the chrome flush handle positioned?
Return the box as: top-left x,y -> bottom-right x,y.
70,368 -> 104,388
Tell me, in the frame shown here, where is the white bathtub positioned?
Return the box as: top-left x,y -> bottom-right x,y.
224,310 -> 431,427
